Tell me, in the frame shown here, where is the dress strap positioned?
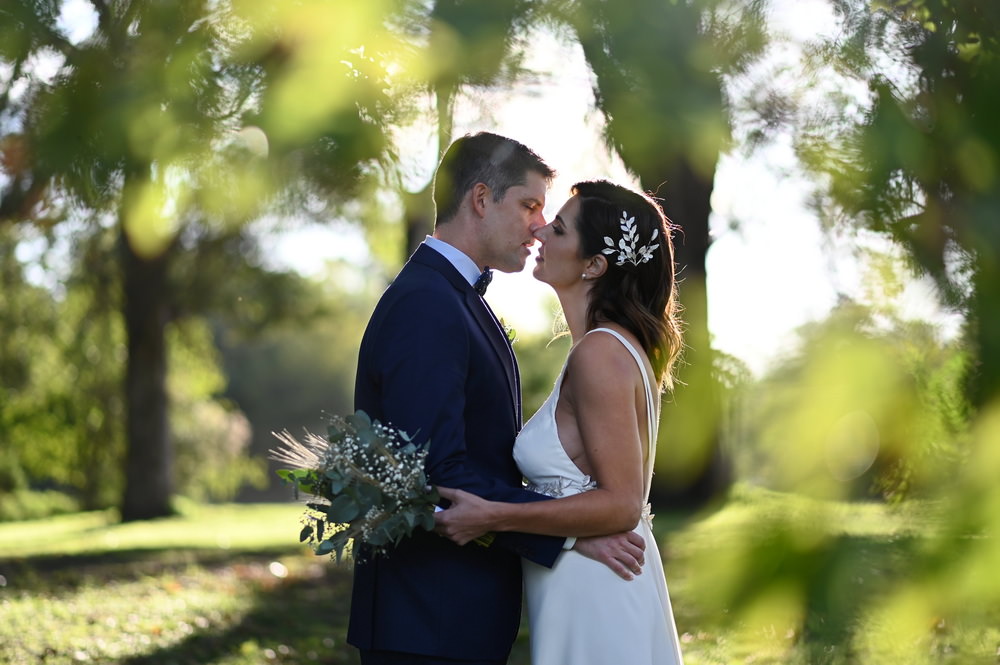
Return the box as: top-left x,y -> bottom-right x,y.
584,328 -> 659,498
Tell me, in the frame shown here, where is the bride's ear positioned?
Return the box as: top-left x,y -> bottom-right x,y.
586,254 -> 608,279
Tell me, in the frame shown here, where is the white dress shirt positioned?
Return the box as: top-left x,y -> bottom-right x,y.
423,236 -> 482,288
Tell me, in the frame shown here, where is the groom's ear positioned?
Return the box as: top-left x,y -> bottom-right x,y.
470,182 -> 491,218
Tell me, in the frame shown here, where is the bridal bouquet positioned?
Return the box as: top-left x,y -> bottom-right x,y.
270,410 -> 439,561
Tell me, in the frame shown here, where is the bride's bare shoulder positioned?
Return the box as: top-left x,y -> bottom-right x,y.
565,329 -> 641,388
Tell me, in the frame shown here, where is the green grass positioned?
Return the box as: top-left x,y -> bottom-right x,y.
0,502 -> 362,665
0,488 -> 995,665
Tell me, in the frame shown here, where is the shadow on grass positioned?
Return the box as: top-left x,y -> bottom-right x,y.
0,546 -> 303,592
117,558 -> 360,665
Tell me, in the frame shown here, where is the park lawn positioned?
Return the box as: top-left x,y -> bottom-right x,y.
0,488 -> 994,665
0,502 -> 354,664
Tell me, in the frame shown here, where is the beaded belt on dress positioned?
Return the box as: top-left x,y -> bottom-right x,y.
526,478 -> 655,525
525,476 -> 597,498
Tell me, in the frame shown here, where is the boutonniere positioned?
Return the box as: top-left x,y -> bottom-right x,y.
500,317 -> 517,345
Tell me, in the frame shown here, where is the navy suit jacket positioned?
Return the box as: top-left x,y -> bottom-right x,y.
347,244 -> 564,660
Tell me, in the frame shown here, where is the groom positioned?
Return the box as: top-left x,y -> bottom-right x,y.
349,132 -> 643,665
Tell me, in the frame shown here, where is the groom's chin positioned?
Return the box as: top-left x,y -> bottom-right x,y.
498,261 -> 529,274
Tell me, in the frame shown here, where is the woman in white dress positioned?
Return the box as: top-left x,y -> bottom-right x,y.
436,180 -> 685,665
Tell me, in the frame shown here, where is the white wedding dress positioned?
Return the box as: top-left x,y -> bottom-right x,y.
514,328 -> 684,665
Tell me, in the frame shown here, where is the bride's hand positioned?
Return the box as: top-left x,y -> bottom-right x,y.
433,486 -> 496,546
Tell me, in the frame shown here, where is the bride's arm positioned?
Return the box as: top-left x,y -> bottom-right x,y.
436,334 -> 647,540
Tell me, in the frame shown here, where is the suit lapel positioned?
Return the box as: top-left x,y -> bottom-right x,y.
410,245 -> 521,424
465,290 -> 521,425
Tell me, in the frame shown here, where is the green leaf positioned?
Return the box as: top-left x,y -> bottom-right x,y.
348,410 -> 372,429
299,524 -> 314,543
367,527 -> 389,546
327,494 -> 360,522
276,468 -> 311,483
355,482 -> 382,507
315,540 -> 335,556
384,514 -> 408,538
326,475 -> 347,494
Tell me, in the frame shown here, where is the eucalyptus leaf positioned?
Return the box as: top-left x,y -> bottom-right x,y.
351,410 -> 372,428
327,475 -> 347,494
299,524 -> 314,543
315,540 -> 335,556
327,494 -> 360,522
383,514 -> 407,537
355,482 -> 382,507
367,528 -> 389,546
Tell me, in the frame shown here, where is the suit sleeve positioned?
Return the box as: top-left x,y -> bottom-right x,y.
366,288 -> 564,567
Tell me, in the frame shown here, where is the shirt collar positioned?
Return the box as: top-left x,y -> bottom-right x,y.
423,236 -> 482,288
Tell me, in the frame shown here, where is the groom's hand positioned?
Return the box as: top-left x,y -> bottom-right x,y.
573,532 -> 646,581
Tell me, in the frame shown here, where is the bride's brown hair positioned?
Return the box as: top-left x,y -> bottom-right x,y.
572,180 -> 683,389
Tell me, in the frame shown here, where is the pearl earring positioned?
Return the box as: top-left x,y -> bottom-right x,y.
581,273 -> 588,280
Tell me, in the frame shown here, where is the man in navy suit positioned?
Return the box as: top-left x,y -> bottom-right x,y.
349,132 -> 643,665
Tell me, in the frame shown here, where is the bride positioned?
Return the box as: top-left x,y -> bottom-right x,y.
435,180 -> 685,665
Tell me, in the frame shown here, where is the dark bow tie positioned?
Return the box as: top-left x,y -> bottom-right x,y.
473,267 -> 493,296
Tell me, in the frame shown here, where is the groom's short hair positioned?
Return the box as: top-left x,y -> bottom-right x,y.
433,132 -> 555,226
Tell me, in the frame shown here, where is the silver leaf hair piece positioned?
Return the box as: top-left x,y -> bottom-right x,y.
602,210 -> 660,267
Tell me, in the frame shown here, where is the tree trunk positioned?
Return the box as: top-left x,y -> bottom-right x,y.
569,0 -> 733,507
404,185 -> 435,258
403,83 -> 455,260
119,228 -> 173,521
972,242 -> 1000,409
646,161 -> 730,506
